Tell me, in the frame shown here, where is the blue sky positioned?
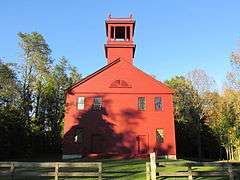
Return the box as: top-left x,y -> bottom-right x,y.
1,1 -> 240,89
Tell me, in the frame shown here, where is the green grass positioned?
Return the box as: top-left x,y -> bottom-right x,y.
0,158 -> 239,180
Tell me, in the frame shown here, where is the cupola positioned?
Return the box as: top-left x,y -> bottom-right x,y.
104,14 -> 136,64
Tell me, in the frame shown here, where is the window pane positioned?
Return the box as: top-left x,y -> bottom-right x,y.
156,128 -> 164,143
155,97 -> 162,111
77,97 -> 85,110
138,97 -> 146,110
93,97 -> 102,110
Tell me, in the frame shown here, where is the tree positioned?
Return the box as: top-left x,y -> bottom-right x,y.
201,92 -> 226,159
165,75 -> 221,159
186,69 -> 217,159
0,32 -> 81,159
165,76 -> 201,158
0,59 -> 20,106
186,68 -> 216,95
69,66 -> 81,85
220,88 -> 240,160
227,46 -> 240,90
220,44 -> 240,160
0,60 -> 30,159
201,44 -> 240,161
17,32 -> 81,155
18,32 -> 52,125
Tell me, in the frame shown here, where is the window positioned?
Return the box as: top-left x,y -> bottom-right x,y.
156,128 -> 164,144
138,97 -> 146,111
115,26 -> 125,40
77,97 -> 85,110
74,128 -> 84,144
93,97 -> 102,110
155,97 -> 162,111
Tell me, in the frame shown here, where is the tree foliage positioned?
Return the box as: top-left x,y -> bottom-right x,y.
165,76 -> 220,159
186,69 -> 216,95
1,32 -> 240,161
166,64 -> 240,160
0,32 -> 81,159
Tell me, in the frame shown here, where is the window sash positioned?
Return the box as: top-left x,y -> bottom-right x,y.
77,97 -> 85,110
138,97 -> 146,110
93,97 -> 102,109
155,97 -> 162,111
156,128 -> 164,143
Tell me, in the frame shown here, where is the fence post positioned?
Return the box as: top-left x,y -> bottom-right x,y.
98,163 -> 102,180
227,164 -> 234,180
187,164 -> 193,180
55,163 -> 59,180
150,152 -> 156,180
146,162 -> 150,180
10,162 -> 14,180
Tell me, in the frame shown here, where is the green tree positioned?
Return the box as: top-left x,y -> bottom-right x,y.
220,89 -> 240,160
165,76 -> 221,159
186,69 -> 217,159
0,60 -> 30,159
18,32 -> 52,125
0,32 -> 81,159
0,59 -> 20,106
165,76 -> 201,157
17,32 -> 81,154
165,76 -> 196,122
69,66 -> 81,85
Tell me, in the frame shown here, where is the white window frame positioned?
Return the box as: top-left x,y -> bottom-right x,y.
138,97 -> 146,111
93,97 -> 102,110
155,97 -> 163,111
77,97 -> 85,110
156,128 -> 164,144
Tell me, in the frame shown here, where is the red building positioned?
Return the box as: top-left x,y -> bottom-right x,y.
63,15 -> 176,159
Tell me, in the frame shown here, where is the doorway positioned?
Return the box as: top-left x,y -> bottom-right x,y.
91,134 -> 104,153
136,135 -> 147,154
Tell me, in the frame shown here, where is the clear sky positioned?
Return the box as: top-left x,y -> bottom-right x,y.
1,1 -> 240,89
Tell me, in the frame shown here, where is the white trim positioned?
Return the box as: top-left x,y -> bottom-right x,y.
62,154 -> 82,160
159,155 -> 177,160
77,97 -> 85,110
167,155 -> 177,159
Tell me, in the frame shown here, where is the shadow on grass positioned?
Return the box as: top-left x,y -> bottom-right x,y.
103,170 -> 144,179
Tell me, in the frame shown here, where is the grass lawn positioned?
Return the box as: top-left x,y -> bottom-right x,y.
0,158 -> 239,180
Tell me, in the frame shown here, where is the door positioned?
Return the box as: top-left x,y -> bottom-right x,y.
91,134 -> 103,153
156,128 -> 165,155
137,135 -> 147,154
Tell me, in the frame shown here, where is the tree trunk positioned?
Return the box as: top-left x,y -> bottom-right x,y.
197,119 -> 202,159
226,147 -> 229,160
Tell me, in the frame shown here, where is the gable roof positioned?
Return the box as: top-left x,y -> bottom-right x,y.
66,58 -> 121,92
129,62 -> 174,93
66,58 -> 174,94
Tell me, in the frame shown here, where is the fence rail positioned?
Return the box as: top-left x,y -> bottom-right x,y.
146,153 -> 240,180
0,161 -> 102,180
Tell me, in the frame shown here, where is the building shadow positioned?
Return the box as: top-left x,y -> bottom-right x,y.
63,95 -> 173,158
64,96 -> 146,157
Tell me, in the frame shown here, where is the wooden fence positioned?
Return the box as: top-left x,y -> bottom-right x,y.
0,162 -> 102,180
146,152 -> 240,180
